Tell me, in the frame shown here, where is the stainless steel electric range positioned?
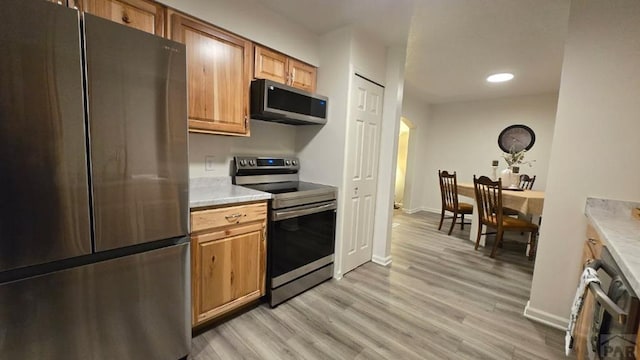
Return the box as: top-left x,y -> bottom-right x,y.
233,156 -> 337,307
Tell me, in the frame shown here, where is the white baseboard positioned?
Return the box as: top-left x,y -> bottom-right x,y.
372,255 -> 392,266
402,206 -> 440,214
422,207 -> 441,214
333,268 -> 343,280
402,207 -> 422,214
523,301 -> 568,331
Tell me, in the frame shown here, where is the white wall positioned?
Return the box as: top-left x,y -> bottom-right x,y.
418,93 -> 558,212
296,28 -> 352,187
189,121 -> 297,178
297,27 -> 406,276
158,0 -> 319,65
351,30 -> 387,85
296,27 -> 352,279
527,0 -> 640,328
371,45 -> 407,266
400,93 -> 431,212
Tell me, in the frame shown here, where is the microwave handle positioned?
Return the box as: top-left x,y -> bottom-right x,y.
586,260 -> 628,324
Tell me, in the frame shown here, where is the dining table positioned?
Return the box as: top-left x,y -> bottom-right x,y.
456,182 -> 545,247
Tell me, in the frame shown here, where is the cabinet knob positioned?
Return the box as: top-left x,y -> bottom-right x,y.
122,14 -> 131,24
211,255 -> 216,263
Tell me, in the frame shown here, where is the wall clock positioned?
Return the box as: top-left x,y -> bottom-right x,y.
498,124 -> 536,153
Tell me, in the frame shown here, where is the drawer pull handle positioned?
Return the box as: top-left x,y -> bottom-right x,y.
225,213 -> 244,221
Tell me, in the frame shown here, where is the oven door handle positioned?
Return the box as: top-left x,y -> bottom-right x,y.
587,260 -> 629,324
272,201 -> 337,221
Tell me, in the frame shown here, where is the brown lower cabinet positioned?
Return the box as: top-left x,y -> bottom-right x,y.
573,227 -> 601,359
190,202 -> 266,326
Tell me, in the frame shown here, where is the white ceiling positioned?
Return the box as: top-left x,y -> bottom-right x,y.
260,0 -> 417,47
261,0 -> 571,104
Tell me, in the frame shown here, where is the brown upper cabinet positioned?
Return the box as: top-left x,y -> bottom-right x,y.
71,0 -> 165,36
254,45 -> 317,93
169,11 -> 252,136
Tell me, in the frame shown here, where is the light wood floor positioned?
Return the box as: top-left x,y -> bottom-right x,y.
189,211 -> 570,359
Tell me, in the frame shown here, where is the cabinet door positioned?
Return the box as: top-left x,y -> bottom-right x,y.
575,290 -> 595,359
254,45 -> 287,84
75,0 -> 165,36
192,222 -> 265,325
288,58 -> 317,93
170,13 -> 251,136
574,242 -> 596,358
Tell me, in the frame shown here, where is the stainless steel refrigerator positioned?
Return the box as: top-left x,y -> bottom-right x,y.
0,1 -> 190,358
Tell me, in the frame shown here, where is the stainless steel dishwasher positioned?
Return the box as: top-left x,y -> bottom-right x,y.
586,247 -> 640,359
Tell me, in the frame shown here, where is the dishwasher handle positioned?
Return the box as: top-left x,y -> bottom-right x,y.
587,259 -> 629,324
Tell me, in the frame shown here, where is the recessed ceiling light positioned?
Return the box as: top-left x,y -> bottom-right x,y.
486,73 -> 514,83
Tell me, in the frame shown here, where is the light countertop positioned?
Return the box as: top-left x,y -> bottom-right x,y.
585,197 -> 640,295
189,177 -> 271,209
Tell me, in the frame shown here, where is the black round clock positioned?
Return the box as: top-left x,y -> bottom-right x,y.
498,124 -> 536,153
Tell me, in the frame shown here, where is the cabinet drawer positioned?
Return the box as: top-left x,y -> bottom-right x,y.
191,202 -> 266,233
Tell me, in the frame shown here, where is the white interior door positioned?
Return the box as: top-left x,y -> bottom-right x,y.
342,74 -> 384,274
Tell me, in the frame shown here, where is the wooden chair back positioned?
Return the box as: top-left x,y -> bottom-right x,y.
473,175 -> 539,259
438,170 -> 459,212
519,174 -> 536,190
473,175 -> 503,228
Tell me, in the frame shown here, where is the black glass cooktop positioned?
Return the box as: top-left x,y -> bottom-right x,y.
242,181 -> 333,195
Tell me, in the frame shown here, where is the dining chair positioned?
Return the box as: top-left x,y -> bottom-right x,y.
502,174 -> 537,216
438,170 -> 473,235
519,174 -> 536,190
473,175 -> 538,259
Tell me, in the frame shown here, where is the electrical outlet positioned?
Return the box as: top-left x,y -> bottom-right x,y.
205,156 -> 216,171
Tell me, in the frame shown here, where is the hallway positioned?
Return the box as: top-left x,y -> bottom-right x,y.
189,211 -> 569,359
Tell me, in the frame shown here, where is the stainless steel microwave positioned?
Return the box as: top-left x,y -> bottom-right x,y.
250,79 -> 328,125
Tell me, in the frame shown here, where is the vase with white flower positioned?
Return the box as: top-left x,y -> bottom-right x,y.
500,148 -> 535,188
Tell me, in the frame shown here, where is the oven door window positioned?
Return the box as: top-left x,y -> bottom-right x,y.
269,209 -> 336,279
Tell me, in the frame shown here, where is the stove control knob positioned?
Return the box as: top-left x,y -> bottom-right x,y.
292,160 -> 298,166
249,160 -> 256,166
285,160 -> 291,166
239,159 -> 247,167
